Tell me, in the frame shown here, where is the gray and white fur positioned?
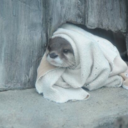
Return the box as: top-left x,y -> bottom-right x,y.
46,37 -> 75,68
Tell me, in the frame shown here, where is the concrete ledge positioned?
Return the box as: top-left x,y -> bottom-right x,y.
0,88 -> 128,128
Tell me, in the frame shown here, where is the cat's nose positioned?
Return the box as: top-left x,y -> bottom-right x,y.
49,53 -> 58,58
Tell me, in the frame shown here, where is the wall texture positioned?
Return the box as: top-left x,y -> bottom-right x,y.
0,0 -> 127,90
45,0 -> 127,37
86,0 -> 127,32
0,0 -> 46,90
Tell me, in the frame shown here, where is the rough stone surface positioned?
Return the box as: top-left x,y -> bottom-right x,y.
45,0 -> 85,37
0,0 -> 45,90
0,88 -> 128,128
46,0 -> 127,37
86,0 -> 127,32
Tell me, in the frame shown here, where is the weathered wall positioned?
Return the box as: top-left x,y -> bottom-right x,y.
86,0 -> 127,32
46,0 -> 127,38
45,0 -> 86,37
0,0 -> 46,90
0,0 -> 127,90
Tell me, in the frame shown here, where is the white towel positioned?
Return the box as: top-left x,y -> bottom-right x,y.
35,24 -> 127,103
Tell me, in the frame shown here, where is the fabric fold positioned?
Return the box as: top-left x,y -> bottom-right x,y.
35,23 -> 127,103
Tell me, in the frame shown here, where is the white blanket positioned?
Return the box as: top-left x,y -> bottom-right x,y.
35,24 -> 127,103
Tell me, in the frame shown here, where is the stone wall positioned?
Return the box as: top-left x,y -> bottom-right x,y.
0,0 -> 45,90
45,0 -> 127,37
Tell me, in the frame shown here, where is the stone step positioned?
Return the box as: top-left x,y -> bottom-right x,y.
0,88 -> 128,128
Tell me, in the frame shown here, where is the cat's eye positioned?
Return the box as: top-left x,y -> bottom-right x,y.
63,49 -> 69,54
